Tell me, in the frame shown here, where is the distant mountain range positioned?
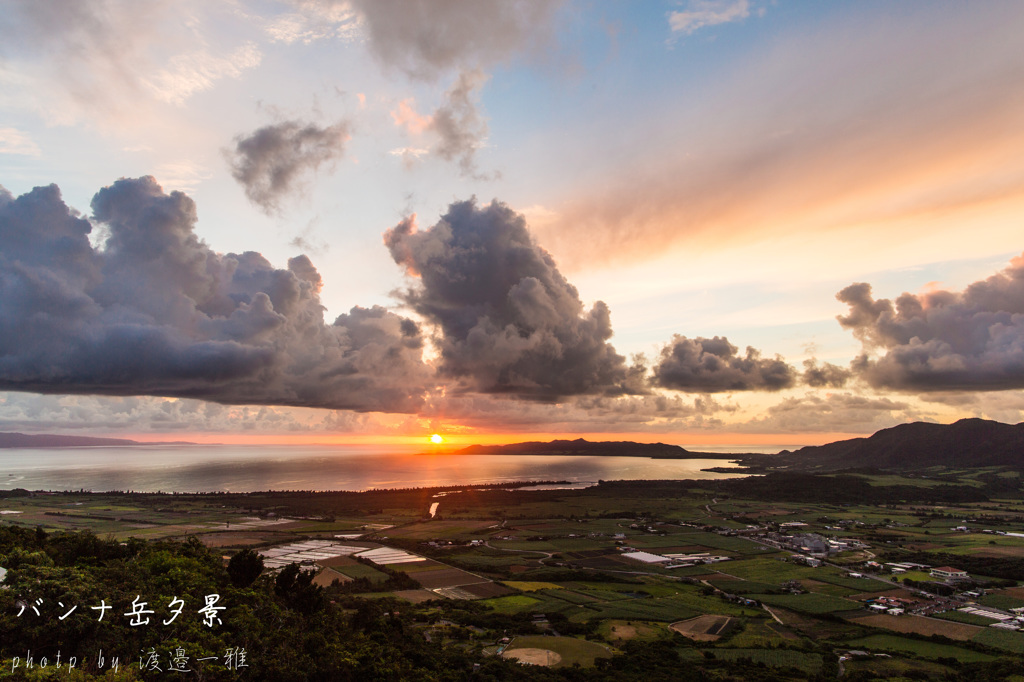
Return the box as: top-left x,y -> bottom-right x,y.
0,432 -> 192,448
449,438 -> 733,459
449,419 -> 1024,471
770,418 -> 1024,471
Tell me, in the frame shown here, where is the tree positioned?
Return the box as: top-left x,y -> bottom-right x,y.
228,548 -> 264,587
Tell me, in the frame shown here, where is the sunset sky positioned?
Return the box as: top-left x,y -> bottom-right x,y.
2,0 -> 1024,447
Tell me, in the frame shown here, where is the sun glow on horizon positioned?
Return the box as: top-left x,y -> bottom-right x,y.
430,434 -> 444,444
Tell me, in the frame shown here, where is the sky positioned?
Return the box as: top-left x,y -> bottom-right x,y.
2,0 -> 1024,447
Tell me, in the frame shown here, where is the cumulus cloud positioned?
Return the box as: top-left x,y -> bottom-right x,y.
420,391 -> 731,435
669,0 -> 750,36
837,253 -> 1024,391
652,335 -> 795,393
227,120 -> 351,213
348,0 -> 562,80
737,392 -> 919,434
384,198 -> 643,400
919,390 -> 1024,425
801,359 -> 852,388
0,178 -> 430,411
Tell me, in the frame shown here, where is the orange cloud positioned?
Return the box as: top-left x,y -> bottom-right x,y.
390,97 -> 432,135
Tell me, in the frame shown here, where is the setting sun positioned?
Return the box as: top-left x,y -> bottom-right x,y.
430,434 -> 444,444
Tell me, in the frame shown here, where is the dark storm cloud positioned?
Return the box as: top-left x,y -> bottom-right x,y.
348,0 -> 562,80
384,198 -> 643,400
838,253 -> 1024,391
0,177 -> 429,410
801,359 -> 852,388
652,335 -> 796,392
227,119 -> 350,213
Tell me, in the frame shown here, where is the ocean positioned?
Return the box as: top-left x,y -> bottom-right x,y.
0,444 -> 767,493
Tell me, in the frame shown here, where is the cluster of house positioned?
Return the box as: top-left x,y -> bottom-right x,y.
865,595 -> 919,616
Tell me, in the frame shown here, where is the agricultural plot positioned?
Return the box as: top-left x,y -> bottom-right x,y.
713,648 -> 823,673
333,562 -> 389,584
933,610 -> 995,626
481,595 -> 542,613
456,582 -> 514,599
768,607 -> 863,640
670,615 -> 734,641
312,567 -> 350,587
356,546 -> 425,565
580,599 -> 699,622
726,620 -> 799,647
669,532 -> 772,555
503,581 -> 564,592
445,550 -> 530,570
973,628 -> 1024,653
388,589 -> 438,603
259,540 -> 371,568
383,519 -> 498,540
753,593 -> 862,614
845,634 -> 996,662
798,579 -> 860,597
708,579 -> 780,594
599,620 -> 666,642
409,567 -> 488,590
842,657 -> 956,679
980,593 -> 1024,610
539,589 -> 597,604
844,613 -> 982,641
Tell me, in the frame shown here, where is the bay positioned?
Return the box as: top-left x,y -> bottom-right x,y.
0,444 -> 753,493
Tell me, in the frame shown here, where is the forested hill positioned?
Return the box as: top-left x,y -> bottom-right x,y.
448,438 -> 733,459
775,418 -> 1024,471
0,432 -> 191,447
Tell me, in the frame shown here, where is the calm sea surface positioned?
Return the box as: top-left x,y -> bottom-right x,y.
0,444 -> 767,493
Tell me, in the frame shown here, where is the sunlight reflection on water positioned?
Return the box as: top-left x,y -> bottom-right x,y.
0,444 -> 760,493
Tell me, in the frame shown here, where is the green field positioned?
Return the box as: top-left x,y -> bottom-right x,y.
972,628 -> 1024,653
713,648 -> 823,673
752,593 -> 862,614
334,563 -> 390,583
934,610 -> 998,626
846,634 -> 996,662
980,594 -> 1024,610
481,594 -> 542,612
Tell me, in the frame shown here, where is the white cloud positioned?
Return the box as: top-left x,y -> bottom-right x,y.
0,128 -> 41,156
263,4 -> 360,45
669,0 -> 750,35
143,42 -> 262,106
152,161 -> 213,192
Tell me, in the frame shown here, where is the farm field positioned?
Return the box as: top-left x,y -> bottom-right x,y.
845,634 -> 996,662
669,614 -> 735,641
7,467 -> 1024,679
